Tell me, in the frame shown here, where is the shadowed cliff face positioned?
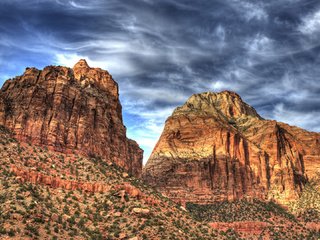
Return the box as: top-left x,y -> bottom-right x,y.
143,91 -> 320,205
0,59 -> 143,177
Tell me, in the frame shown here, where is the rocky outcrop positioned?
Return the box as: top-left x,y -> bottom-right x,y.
115,183 -> 160,206
10,165 -> 160,206
11,165 -> 111,193
143,91 -> 320,205
0,59 -> 143,177
132,208 -> 150,215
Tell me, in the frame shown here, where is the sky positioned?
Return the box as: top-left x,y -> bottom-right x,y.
1,0 -> 320,163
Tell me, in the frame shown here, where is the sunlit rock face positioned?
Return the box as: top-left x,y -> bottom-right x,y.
0,59 -> 143,177
143,91 -> 320,205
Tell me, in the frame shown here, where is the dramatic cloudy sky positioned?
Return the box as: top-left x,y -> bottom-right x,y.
1,0 -> 320,163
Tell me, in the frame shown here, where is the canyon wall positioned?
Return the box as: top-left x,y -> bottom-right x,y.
143,91 -> 320,205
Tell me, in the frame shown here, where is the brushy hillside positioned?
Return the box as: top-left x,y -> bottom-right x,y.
289,174 -> 320,223
187,199 -> 320,239
0,125 -> 227,240
187,199 -> 296,223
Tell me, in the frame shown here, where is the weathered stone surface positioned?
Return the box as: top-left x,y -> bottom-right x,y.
0,59 -> 143,177
143,91 -> 320,205
128,237 -> 140,240
114,182 -> 160,206
132,208 -> 150,215
11,165 -> 111,193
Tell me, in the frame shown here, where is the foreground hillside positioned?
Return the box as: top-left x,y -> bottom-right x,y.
0,125 -> 226,239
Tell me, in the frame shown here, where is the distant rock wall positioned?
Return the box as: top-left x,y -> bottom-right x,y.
143,91 -> 320,205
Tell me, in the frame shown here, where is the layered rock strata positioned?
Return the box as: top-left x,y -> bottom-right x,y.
11,165 -> 111,193
0,59 -> 143,177
143,91 -> 320,205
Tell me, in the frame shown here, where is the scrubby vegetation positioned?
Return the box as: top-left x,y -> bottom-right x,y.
187,199 -> 320,239
187,199 -> 296,223
297,208 -> 320,223
0,125 -> 226,239
289,173 -> 320,223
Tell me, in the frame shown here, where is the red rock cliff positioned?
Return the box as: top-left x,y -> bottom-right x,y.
142,91 -> 320,205
0,59 -> 143,177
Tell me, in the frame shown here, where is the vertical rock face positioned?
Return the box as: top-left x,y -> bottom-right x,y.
0,59 -> 143,177
143,91 -> 320,205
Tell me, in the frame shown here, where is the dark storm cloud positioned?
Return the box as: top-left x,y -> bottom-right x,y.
1,0 -> 320,161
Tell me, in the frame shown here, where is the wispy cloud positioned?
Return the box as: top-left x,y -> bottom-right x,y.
231,1 -> 268,21
273,103 -> 320,132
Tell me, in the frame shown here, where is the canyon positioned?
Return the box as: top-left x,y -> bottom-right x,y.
0,61 -> 319,239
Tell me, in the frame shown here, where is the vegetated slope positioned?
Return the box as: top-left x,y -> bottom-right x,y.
290,174 -> 320,223
187,199 -> 296,223
0,125 -> 234,240
187,199 -> 320,239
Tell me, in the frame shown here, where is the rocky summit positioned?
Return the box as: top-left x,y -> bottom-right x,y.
0,59 -> 143,177
143,91 -> 320,206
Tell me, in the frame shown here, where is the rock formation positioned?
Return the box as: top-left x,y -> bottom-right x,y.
143,91 -> 320,205
10,165 -> 112,193
0,59 -> 143,177
10,164 -> 160,206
